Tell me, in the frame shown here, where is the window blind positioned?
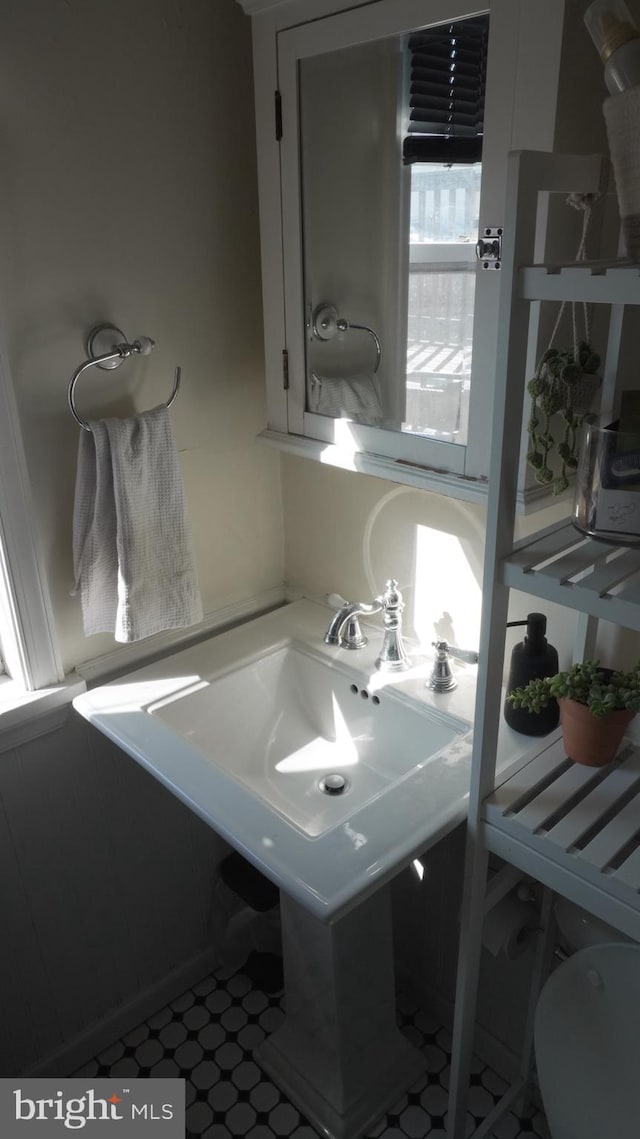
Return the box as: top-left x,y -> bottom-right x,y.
403,14 -> 489,165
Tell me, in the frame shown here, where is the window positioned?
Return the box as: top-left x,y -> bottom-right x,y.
401,16 -> 487,444
404,164 -> 480,443
0,334 -> 63,691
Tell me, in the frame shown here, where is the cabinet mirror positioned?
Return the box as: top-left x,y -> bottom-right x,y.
274,0 -> 568,488
301,24 -> 484,448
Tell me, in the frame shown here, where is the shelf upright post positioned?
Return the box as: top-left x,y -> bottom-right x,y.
446,151 -> 608,1139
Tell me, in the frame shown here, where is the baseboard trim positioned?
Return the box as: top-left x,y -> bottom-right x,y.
26,945 -> 221,1078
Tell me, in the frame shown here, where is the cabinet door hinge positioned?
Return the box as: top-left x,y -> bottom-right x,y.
275,90 -> 282,141
282,348 -> 289,390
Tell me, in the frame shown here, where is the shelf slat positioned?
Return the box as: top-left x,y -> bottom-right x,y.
514,760 -> 604,836
507,525 -> 584,571
483,739 -> 640,933
583,549 -> 640,596
486,736 -> 567,815
612,845 -> 640,892
521,261 -> 640,305
501,522 -> 640,630
536,539 -> 611,583
613,575 -> 640,607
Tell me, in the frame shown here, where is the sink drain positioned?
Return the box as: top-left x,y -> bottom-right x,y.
318,773 -> 349,795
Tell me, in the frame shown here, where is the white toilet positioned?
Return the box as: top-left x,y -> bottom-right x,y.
534,900 -> 640,1139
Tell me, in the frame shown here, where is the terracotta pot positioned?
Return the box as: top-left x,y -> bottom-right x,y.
558,697 -> 636,767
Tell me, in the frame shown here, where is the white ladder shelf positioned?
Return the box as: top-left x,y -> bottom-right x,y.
447,147 -> 640,1139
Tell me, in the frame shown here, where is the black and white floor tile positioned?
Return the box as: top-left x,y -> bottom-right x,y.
74,965 -> 550,1139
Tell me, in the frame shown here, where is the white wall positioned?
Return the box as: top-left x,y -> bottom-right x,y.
282,455 -> 587,675
0,0 -> 282,1077
0,0 -> 284,674
283,455 -> 486,652
0,713 -> 229,1077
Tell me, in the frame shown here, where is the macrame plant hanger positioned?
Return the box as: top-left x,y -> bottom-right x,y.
527,192 -> 602,494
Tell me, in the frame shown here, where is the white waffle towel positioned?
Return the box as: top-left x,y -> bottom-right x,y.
72,405 -> 203,643
603,86 -> 640,263
309,372 -> 383,423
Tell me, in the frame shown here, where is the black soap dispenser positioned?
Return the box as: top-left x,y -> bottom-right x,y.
504,613 -> 560,736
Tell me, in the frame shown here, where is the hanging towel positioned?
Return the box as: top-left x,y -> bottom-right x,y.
72,404 -> 203,643
309,372 -> 384,424
603,86 -> 640,263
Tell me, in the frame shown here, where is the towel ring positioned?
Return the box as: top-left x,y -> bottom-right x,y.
67,323 -> 181,431
311,303 -> 381,373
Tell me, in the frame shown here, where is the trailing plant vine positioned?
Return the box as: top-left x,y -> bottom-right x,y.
507,659 -> 640,718
526,192 -> 602,495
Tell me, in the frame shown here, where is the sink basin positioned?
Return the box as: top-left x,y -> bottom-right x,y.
73,599 -> 475,921
145,642 -> 465,837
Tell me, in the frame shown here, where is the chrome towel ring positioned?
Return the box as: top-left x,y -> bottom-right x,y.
67,323 -> 181,431
311,302 -> 381,373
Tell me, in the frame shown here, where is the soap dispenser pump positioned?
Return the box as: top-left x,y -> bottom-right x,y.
504,613 -> 560,736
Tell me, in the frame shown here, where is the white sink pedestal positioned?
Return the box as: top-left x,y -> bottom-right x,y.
256,886 -> 425,1139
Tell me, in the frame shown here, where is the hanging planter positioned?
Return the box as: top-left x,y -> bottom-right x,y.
527,338 -> 601,494
526,193 -> 602,495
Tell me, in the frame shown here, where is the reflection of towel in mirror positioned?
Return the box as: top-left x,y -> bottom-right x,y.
72,404 -> 203,643
603,87 -> 640,263
309,372 -> 383,424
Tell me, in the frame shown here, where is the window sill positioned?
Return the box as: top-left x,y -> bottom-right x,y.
0,673 -> 86,754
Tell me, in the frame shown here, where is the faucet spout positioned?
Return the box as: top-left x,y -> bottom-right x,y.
323,580 -> 410,666
324,599 -> 381,649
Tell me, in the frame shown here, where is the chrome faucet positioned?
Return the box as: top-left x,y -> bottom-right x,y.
324,596 -> 381,650
324,579 -> 410,672
428,639 -> 479,692
375,579 -> 410,672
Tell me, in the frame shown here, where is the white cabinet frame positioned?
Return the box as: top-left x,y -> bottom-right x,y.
240,0 -> 569,502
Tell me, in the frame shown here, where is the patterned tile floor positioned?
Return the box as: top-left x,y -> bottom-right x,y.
74,963 -> 550,1139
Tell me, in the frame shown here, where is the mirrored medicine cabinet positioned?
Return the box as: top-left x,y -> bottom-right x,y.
239,0 -> 583,502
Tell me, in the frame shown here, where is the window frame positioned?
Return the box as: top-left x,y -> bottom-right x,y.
0,331 -> 64,691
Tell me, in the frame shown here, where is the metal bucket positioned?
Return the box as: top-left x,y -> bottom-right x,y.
573,424 -> 640,545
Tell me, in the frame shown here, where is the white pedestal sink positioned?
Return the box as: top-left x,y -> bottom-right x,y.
258,888 -> 425,1139
73,599 -> 476,1139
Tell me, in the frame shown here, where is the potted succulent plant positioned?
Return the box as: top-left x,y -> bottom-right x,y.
507,659 -> 640,766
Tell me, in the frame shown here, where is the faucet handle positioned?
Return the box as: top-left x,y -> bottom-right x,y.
327,593 -> 348,608
428,640 -> 478,693
445,642 -> 479,665
377,578 -> 404,615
